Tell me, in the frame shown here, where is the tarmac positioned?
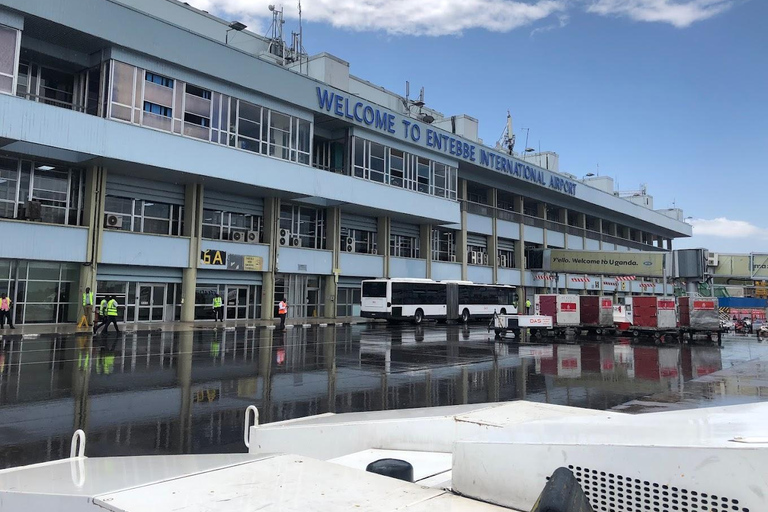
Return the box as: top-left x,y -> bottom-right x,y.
0,315 -> 373,336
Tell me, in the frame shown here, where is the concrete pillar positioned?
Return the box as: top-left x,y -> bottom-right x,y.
324,325 -> 337,413
258,330 -> 274,422
261,198 -> 280,320
420,224 -> 432,279
78,166 -> 105,316
458,179 -> 468,280
665,238 -> 673,251
377,216 -> 390,277
177,330 -> 193,452
489,189 -> 498,284
561,208 -> 569,249
515,195 -> 526,301
181,184 -> 202,322
325,207 -> 341,319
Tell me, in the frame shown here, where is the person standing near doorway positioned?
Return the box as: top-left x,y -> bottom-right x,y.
212,293 -> 224,322
0,293 -> 14,329
525,298 -> 532,314
278,297 -> 288,329
83,287 -> 94,327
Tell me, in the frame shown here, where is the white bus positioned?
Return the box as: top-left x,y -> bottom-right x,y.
361,278 -> 517,324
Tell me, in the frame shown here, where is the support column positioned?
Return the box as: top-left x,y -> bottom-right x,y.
562,208 -> 569,249
458,179 -> 468,280
665,238 -> 673,251
377,216 -> 391,277
489,189 -> 498,284
420,224 -> 432,279
515,196 -> 526,303
78,166 -> 106,316
181,184 -> 202,322
177,330 -> 193,452
539,202 -> 548,249
325,207 -> 341,319
261,198 -> 280,320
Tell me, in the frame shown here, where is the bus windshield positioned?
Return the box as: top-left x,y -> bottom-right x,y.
362,281 -> 387,298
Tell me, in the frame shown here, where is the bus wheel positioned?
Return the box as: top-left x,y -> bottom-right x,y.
414,309 -> 424,325
461,309 -> 470,324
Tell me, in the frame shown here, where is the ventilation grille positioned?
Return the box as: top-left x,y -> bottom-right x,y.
548,465 -> 750,512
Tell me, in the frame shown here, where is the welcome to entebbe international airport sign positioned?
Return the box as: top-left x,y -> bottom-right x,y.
315,87 -> 578,196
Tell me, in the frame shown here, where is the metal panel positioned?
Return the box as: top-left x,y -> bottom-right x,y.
196,269 -> 262,285
391,221 -> 420,238
339,253 -> 384,278
389,257 -> 427,278
432,261 -> 461,281
466,233 -> 487,247
467,265 -> 493,284
340,213 -> 377,232
523,225 -> 544,244
106,173 -> 185,204
466,213 -> 492,236
496,219 -> 520,240
0,221 -> 87,262
203,190 -> 264,216
277,247 -> 333,275
497,238 -> 515,251
546,231 -> 564,248
97,264 -> 183,283
100,231 -> 190,268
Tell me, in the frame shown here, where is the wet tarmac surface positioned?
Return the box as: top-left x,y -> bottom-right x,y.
1,324 -> 767,469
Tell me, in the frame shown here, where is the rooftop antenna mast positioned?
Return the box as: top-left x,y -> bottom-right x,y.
495,111 -> 515,155
267,4 -> 285,65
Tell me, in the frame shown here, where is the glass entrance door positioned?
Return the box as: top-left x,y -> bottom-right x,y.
226,286 -> 249,320
137,284 -> 166,322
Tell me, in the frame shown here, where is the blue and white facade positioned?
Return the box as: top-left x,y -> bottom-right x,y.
0,0 -> 691,323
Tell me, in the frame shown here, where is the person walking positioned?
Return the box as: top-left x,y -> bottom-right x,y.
96,295 -> 120,334
82,287 -> 95,327
94,296 -> 108,334
0,293 -> 14,329
278,297 -> 288,329
212,293 -> 223,322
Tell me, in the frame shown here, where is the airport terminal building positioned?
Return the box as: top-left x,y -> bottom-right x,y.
0,0 -> 691,324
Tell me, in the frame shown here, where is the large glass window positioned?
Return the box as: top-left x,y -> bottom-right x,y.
280,204 -> 326,249
340,228 -> 377,254
351,136 -> 457,200
0,157 -> 83,225
104,196 -> 183,235
337,287 -> 361,317
236,100 -> 264,154
390,234 -> 420,259
269,111 -> 291,160
431,229 -> 455,262
6,261 -> 80,324
0,25 -> 18,95
202,208 -> 263,242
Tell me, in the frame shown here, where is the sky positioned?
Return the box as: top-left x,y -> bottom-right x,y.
187,0 -> 767,253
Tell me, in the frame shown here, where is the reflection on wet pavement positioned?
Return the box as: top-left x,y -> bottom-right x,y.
1,324 -> 767,468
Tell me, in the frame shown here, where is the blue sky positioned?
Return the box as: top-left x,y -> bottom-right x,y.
191,0 -> 766,253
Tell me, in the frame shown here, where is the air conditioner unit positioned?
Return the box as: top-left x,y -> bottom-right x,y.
707,253 -> 719,267
482,253 -> 489,265
371,248 -> 378,255
469,251 -> 478,265
230,231 -> 245,242
345,236 -> 355,253
26,200 -> 43,221
500,255 -> 508,267
246,230 -> 259,243
279,229 -> 291,246
105,214 -> 123,228
290,235 -> 301,247
450,254 -> 457,263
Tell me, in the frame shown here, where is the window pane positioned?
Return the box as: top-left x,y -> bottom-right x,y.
143,218 -> 170,234
26,280 -> 59,302
27,262 -> 60,281
143,202 -> 171,219
0,26 -> 17,78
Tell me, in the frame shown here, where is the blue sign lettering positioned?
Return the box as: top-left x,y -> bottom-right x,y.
315,86 -> 577,196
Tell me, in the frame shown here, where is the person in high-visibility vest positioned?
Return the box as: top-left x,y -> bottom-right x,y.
93,297 -> 108,334
278,297 -> 288,329
525,298 -> 532,314
95,295 -> 120,334
0,293 -> 14,329
212,293 -> 223,322
82,287 -> 94,327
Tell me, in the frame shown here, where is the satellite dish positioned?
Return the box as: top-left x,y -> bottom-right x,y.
268,4 -> 275,11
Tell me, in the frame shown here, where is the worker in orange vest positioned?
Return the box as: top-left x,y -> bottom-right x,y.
278,297 -> 288,329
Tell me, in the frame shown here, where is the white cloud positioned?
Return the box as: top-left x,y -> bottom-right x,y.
530,13 -> 570,37
186,0 -> 567,36
585,0 -> 735,28
688,217 -> 768,239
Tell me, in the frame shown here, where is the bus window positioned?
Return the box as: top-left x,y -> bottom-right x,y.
362,281 -> 387,298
